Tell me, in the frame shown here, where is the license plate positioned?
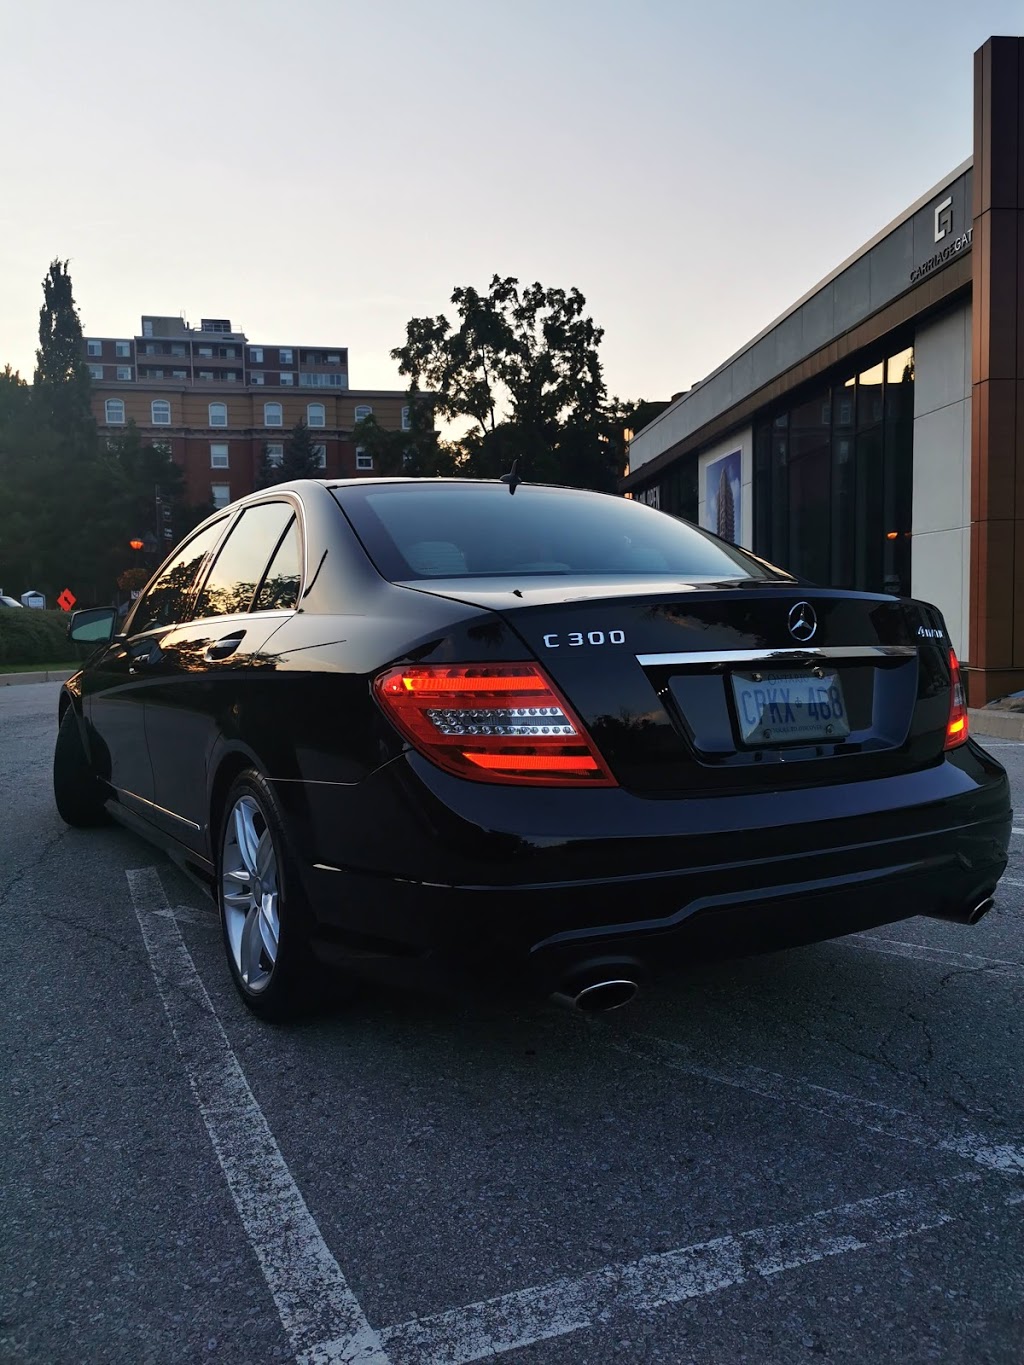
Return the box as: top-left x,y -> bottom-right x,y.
731,671 -> 851,745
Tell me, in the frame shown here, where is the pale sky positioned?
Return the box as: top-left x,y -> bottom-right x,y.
1,0 -> 1019,403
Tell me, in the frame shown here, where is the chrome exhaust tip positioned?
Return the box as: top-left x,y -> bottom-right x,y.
926,895 -> 995,925
552,977 -> 639,1013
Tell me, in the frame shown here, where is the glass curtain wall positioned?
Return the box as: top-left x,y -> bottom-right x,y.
753,344 -> 914,594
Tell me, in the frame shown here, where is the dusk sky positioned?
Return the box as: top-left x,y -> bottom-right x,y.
1,0 -> 1019,405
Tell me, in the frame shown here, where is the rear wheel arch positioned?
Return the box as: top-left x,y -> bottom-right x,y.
209,750 -> 259,854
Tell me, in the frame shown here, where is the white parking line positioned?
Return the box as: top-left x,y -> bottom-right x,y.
611,1033 -> 1024,1175
379,1174 -> 1004,1364
843,932 -> 1024,979
126,868 -> 389,1365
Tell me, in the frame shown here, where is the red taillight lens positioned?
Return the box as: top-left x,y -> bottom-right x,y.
944,649 -> 969,750
373,664 -> 617,786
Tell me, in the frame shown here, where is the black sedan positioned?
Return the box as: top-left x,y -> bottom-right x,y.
55,478 -> 1011,1020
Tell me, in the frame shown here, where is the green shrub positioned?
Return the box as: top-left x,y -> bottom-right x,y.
0,608 -> 95,667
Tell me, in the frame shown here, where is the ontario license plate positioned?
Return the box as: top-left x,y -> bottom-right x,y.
731,671 -> 851,745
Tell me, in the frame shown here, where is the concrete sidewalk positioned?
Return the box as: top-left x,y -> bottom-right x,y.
2,667 -> 1021,744
0,669 -> 76,687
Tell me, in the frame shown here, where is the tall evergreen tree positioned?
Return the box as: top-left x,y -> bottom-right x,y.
281,420 -> 323,480
33,259 -> 95,444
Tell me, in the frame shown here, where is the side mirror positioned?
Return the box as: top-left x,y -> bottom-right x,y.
68,606 -> 118,644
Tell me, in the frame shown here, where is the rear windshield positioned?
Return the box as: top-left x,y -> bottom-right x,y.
333,482 -> 784,582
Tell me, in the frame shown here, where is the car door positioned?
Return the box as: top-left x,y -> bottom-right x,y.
141,498 -> 303,853
82,517 -> 229,819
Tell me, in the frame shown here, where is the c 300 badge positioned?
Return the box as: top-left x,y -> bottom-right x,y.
542,630 -> 626,648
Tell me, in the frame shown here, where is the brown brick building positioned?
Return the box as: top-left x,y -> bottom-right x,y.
83,315 -> 418,511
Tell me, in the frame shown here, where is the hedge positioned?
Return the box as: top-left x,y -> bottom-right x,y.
0,608 -> 95,667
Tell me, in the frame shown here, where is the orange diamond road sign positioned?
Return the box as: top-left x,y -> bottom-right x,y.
57,589 -> 76,612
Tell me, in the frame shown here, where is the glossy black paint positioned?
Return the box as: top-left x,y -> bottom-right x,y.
58,479 -> 1012,997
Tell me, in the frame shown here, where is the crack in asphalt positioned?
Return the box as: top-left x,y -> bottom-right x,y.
0,826 -> 70,912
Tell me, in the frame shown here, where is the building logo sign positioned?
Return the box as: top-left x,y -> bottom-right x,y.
910,193 -> 972,284
934,196 -> 953,242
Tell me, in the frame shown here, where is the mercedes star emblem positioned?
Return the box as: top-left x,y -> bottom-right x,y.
788,601 -> 818,643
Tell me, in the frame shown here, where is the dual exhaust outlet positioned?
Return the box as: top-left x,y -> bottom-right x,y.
549,893 -> 997,1013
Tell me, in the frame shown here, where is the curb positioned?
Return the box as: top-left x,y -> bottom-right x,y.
969,708 -> 1024,742
0,669 -> 76,688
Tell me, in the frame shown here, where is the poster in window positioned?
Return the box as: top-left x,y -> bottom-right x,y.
705,450 -> 741,544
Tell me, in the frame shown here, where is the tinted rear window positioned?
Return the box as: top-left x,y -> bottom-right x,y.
334,483 -> 781,582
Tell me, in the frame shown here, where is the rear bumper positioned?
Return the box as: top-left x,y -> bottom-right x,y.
271,740 -> 1011,992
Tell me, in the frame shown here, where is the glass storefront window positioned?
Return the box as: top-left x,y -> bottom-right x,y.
753,343 -> 914,594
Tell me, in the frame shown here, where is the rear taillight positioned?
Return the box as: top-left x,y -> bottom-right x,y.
944,649 -> 969,750
373,663 -> 617,786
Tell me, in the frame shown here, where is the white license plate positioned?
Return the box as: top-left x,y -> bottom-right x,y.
731,671 -> 851,745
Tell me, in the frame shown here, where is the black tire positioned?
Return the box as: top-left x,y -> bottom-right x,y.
216,769 -> 330,1023
53,708 -> 107,827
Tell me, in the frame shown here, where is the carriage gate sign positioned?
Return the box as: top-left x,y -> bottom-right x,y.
909,191 -> 973,285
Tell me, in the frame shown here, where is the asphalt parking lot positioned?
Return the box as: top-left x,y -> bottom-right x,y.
1,682 -> 1022,1364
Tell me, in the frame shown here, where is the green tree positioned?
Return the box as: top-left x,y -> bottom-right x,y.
33,259 -> 95,446
391,276 -> 611,487
280,420 -> 323,480
351,391 -> 459,478
254,440 -> 280,490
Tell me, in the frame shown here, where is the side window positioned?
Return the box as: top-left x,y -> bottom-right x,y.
194,501 -> 296,619
253,517 -> 302,612
129,520 -> 227,634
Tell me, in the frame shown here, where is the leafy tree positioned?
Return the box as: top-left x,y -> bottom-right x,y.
281,420 -> 323,480
351,392 -> 459,478
391,276 -> 615,489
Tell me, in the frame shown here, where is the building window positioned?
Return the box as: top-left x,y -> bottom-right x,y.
211,443 -> 229,468
115,341 -> 131,358
171,343 -> 186,357
250,347 -> 263,363
401,406 -> 411,431
198,370 -> 214,381
307,402 -> 325,428
355,446 -> 372,470
88,364 -> 103,380
264,402 -> 283,427
151,400 -> 171,425
172,369 -> 187,379
224,371 -> 238,383
266,441 -> 284,466
116,365 -> 132,381
105,399 -> 125,424
149,369 -> 164,380
144,343 -> 157,355
211,483 -> 231,509
327,353 -> 341,364
354,404 -> 373,422
251,373 -> 264,385
142,320 -> 154,337
279,348 -> 293,364
198,346 -> 213,358
313,444 -> 327,469
209,402 -> 228,427
299,372 -> 346,388
87,340 -> 102,357
279,372 -> 293,386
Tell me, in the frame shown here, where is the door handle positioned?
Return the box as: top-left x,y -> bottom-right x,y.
204,632 -> 245,662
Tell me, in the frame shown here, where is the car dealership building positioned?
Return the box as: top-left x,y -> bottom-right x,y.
623,36 -> 1024,707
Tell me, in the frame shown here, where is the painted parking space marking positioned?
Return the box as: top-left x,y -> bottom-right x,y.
126,867 -> 389,1365
610,1033 -> 1024,1174
379,1173 -> 1011,1364
843,931 -> 1024,980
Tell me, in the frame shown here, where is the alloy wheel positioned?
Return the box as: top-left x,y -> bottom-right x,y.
221,794 -> 281,994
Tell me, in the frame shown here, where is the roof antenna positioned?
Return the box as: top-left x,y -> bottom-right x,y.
500,458 -> 522,495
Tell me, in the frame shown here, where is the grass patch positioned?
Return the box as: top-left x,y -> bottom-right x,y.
0,659 -> 79,675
